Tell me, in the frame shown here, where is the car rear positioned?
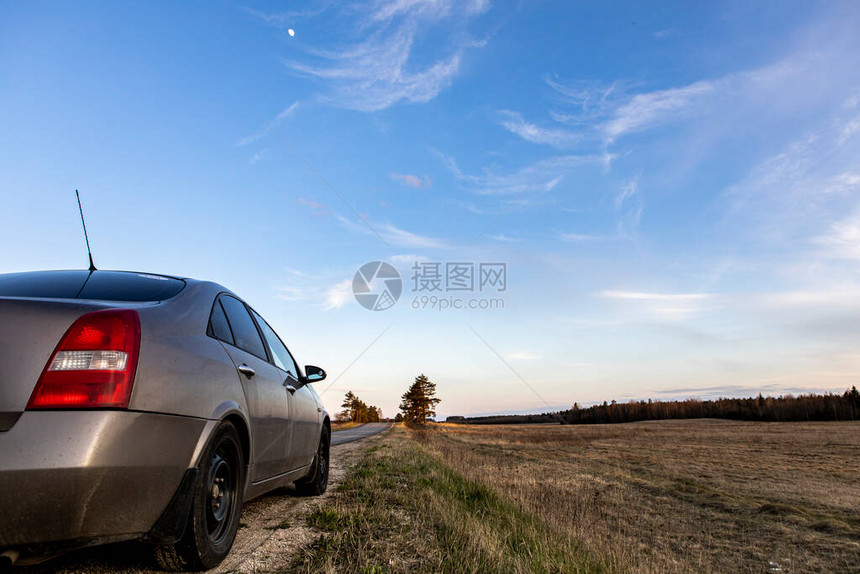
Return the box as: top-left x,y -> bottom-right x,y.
0,271 -> 209,563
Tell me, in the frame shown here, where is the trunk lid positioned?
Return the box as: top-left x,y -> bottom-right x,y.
0,298 -> 111,426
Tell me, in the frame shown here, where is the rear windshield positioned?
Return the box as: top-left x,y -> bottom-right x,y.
0,270 -> 185,302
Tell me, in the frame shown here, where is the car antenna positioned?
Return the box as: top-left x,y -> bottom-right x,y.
75,189 -> 97,272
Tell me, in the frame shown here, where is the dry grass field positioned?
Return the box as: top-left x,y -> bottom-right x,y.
293,420 -> 859,573
418,420 -> 860,573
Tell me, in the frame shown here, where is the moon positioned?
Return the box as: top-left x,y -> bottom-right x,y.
288,28 -> 295,37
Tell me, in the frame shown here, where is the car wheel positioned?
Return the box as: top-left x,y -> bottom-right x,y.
155,421 -> 245,571
296,426 -> 330,496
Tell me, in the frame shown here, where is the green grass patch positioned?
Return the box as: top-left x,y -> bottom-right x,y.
289,426 -> 607,574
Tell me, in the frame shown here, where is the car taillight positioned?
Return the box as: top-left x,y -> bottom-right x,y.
27,309 -> 141,409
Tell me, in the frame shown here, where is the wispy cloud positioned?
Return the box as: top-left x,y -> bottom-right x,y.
276,267 -> 316,303
323,279 -> 352,310
723,94 -> 860,257
506,351 -> 539,361
603,80 -> 714,144
504,68 -> 744,152
276,269 -> 354,311
598,290 -> 714,320
559,232 -> 602,242
498,110 -> 578,147
276,267 -> 334,307
370,0 -> 489,22
497,80 -> 625,148
839,115 -> 860,146
614,177 -> 638,208
456,201 -> 494,215
825,172 -> 860,194
390,172 -> 432,188
288,31 -> 459,112
543,48 -> 856,153
814,213 -> 860,259
276,285 -> 309,303
389,253 -> 429,264
276,101 -> 300,121
377,221 -> 447,248
599,291 -> 713,302
755,289 -> 860,308
653,28 -> 679,39
237,130 -> 268,148
614,176 -> 643,237
545,77 -> 623,127
244,5 -> 331,28
335,214 -> 448,249
298,197 -> 327,211
237,101 -> 300,146
434,148 -> 599,196
282,0 -> 490,111
545,74 -> 711,147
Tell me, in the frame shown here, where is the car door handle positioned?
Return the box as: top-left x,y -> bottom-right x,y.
237,364 -> 255,378
284,384 -> 297,394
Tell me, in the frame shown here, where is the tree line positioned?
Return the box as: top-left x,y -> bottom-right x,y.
339,391 -> 383,423
338,374 -> 442,425
449,386 -> 860,425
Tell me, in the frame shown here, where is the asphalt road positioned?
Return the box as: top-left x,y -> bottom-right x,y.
331,422 -> 392,445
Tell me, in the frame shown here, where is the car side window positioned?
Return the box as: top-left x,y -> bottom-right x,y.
219,295 -> 268,360
207,299 -> 234,345
251,310 -> 298,379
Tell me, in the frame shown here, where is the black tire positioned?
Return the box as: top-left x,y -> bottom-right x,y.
296,426 -> 330,496
155,421 -> 245,571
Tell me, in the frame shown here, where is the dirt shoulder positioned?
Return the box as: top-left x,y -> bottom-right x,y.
210,435 -> 379,573
19,433 -> 386,574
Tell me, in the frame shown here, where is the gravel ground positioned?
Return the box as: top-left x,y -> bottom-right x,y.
17,431 -> 387,573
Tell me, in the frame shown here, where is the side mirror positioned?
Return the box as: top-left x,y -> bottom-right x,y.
305,365 -> 326,382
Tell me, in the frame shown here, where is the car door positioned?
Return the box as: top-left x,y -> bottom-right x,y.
213,295 -> 291,482
288,383 -> 321,470
251,310 -> 320,471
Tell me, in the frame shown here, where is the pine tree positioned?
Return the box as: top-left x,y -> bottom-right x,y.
341,391 -> 358,421
399,373 -> 441,424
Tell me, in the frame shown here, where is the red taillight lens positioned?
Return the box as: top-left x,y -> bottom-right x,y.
27,309 -> 141,409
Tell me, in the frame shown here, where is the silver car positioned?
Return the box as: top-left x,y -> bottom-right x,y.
0,270 -> 331,570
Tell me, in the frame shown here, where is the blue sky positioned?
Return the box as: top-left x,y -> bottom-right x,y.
2,1 -> 860,418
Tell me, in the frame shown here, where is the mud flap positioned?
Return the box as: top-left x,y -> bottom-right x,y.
145,468 -> 199,545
